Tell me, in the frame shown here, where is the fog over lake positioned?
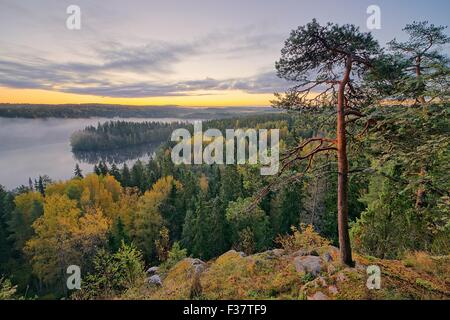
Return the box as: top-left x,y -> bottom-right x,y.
0,117 -> 187,190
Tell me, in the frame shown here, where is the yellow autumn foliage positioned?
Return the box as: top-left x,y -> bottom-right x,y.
25,194 -> 110,284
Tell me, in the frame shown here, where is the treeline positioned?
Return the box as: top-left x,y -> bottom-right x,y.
0,103 -> 278,119
0,102 -> 448,299
0,19 -> 449,300
70,121 -> 185,151
0,116 -> 298,298
70,113 -> 292,151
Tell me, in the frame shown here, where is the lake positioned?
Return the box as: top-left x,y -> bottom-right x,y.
0,117 -> 192,190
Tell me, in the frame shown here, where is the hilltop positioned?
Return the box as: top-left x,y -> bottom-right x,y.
120,227 -> 449,300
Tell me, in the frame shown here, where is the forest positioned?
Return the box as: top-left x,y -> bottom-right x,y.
70,121 -> 186,151
0,20 -> 449,300
0,104 -> 276,119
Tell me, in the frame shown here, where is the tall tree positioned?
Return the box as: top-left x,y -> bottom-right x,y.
74,164 -> 83,179
131,160 -> 146,193
121,164 -> 131,188
388,21 -> 450,208
109,163 -> 121,182
388,21 -> 450,103
273,20 -> 380,265
0,186 -> 14,271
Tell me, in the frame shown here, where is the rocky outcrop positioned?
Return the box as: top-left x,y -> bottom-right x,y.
138,244 -> 449,300
293,255 -> 323,276
148,274 -> 162,286
146,266 -> 159,275
185,258 -> 206,275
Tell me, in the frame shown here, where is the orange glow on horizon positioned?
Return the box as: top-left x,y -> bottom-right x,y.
0,87 -> 274,107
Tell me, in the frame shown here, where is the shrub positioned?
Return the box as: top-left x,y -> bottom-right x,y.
159,242 -> 188,273
0,277 -> 17,300
275,224 -> 330,253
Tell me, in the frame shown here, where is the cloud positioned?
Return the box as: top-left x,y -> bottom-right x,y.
0,25 -> 289,98
56,72 -> 289,98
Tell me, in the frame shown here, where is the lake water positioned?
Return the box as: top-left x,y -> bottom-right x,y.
0,117 -> 191,190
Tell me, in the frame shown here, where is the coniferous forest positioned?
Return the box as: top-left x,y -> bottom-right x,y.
0,18 -> 449,301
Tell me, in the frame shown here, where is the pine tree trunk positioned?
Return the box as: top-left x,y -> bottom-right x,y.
415,56 -> 426,103
337,57 -> 353,266
415,166 -> 427,208
415,57 -> 426,207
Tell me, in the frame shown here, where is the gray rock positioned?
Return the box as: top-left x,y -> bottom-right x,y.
271,249 -> 285,256
291,249 -> 308,257
148,274 -> 162,286
185,258 -> 206,275
294,255 -> 323,276
292,249 -> 319,257
146,266 -> 159,275
263,249 -> 285,259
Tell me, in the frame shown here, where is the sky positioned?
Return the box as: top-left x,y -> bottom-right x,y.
0,0 -> 449,107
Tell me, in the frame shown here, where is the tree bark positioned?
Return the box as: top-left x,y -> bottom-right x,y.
415,166 -> 427,208
415,56 -> 426,207
415,56 -> 426,104
337,56 -> 354,266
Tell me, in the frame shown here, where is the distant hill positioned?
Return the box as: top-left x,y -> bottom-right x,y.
0,103 -> 279,119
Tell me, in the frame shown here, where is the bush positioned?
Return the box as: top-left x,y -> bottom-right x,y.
73,242 -> 145,299
275,224 -> 330,253
159,242 -> 188,273
0,277 -> 17,300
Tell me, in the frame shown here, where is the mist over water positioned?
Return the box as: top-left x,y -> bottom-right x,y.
0,117 -> 185,190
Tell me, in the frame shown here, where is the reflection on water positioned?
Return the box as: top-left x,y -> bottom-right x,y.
0,117 -> 189,190
73,142 -> 161,164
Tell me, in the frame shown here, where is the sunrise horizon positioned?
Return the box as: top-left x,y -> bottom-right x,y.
2,1 -> 448,109
0,86 -> 274,107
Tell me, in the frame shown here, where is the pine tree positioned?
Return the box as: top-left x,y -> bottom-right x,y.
220,165 -> 243,204
93,164 -> 101,176
108,217 -> 129,252
131,160 -> 146,192
98,161 -> 109,176
159,181 -> 184,241
35,176 -> 45,197
273,19 -> 381,265
0,186 -> 14,272
121,164 -> 131,187
74,164 -> 83,179
109,163 -> 121,182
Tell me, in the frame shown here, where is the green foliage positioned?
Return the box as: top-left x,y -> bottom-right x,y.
155,227 -> 170,263
159,242 -> 188,274
181,194 -> 229,260
388,21 -> 450,101
0,277 -> 17,300
1,19 -> 449,299
74,241 -> 145,299
275,224 -> 330,253
225,198 -> 271,254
